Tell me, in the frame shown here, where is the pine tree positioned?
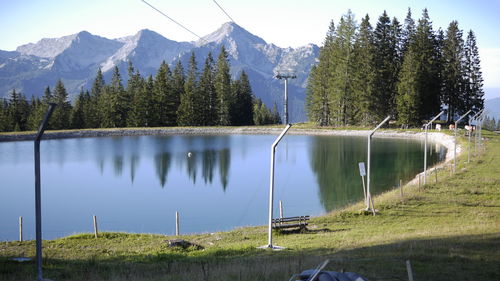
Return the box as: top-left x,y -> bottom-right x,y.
89,68 -> 105,128
253,99 -> 266,125
152,61 -> 171,126
397,9 -> 441,125
101,67 -> 127,127
352,14 -> 375,125
70,88 -> 87,129
26,96 -> 39,130
143,75 -> 155,126
253,98 -> 280,125
372,11 -> 400,119
414,9 -> 441,121
390,17 -> 402,70
50,80 -> 72,130
112,66 -> 129,127
170,61 -> 185,126
128,73 -> 149,127
401,8 -> 416,56
126,61 -> 145,127
306,20 -> 335,126
199,53 -> 217,125
7,89 -> 30,131
231,71 -> 254,125
0,98 -> 9,132
328,10 -> 358,126
271,102 -> 282,124
442,21 -> 465,122
161,61 -> 177,127
463,30 -> 484,116
306,65 -> 330,126
396,45 -> 421,125
177,52 -> 200,126
215,46 -> 232,126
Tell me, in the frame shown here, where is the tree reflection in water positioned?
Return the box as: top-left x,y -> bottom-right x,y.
309,135 -> 446,212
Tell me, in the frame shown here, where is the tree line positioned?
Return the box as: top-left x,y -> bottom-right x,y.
483,116 -> 500,131
0,46 -> 281,132
307,8 -> 484,127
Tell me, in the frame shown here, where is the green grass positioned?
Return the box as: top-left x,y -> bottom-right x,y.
1,130 -> 499,281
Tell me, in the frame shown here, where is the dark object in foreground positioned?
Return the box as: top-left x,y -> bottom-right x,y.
165,239 -> 204,250
272,216 -> 310,230
295,270 -> 369,281
289,259 -> 369,281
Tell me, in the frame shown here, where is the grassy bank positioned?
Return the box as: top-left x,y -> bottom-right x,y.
1,130 -> 499,281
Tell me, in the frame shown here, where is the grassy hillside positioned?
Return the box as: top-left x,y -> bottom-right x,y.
1,130 -> 499,281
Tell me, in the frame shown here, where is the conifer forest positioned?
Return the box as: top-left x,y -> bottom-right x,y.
0,46 -> 280,132
0,9 -> 485,131
306,8 -> 484,126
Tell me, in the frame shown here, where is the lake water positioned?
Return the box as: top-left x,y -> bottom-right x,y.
0,133 -> 446,241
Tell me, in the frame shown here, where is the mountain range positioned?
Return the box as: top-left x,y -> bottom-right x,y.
0,22 -> 319,122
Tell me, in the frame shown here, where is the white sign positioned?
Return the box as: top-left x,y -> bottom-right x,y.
358,162 -> 366,176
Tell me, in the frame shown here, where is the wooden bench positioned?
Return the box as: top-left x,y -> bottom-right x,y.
272,216 -> 310,230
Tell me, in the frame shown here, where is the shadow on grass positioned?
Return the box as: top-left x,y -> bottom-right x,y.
2,233 -> 498,281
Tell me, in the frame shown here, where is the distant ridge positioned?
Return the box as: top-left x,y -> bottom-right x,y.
0,22 -> 318,122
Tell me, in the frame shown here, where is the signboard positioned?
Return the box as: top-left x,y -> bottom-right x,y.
358,162 -> 366,176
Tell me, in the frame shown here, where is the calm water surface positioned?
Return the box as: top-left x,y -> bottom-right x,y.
0,134 -> 446,241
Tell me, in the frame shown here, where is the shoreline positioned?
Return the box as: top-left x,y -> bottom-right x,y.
0,126 -> 458,189
0,125 -> 458,156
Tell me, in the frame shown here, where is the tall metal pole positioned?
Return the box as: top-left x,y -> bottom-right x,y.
35,103 -> 56,281
424,111 -> 445,184
475,112 -> 484,155
454,110 -> 472,173
367,116 -> 391,211
275,74 -> 296,124
260,124 -> 292,250
284,78 -> 288,124
469,110 -> 483,163
478,113 -> 485,150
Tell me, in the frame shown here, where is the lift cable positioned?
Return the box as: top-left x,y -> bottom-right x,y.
140,0 -> 207,43
212,0 -> 235,23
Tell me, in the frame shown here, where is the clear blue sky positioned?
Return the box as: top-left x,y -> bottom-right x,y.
1,0 -> 499,97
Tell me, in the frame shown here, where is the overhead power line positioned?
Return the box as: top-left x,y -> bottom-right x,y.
212,0 -> 235,23
140,0 -> 206,42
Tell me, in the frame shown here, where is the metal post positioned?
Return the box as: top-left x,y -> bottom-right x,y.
260,124 -> 292,250
358,162 -> 367,207
475,113 -> 482,156
361,175 -> 367,206
469,110 -> 483,163
275,74 -> 296,124
454,110 -> 472,173
175,211 -> 180,236
19,216 -> 23,242
424,111 -> 445,185
367,116 -> 391,212
279,200 -> 283,219
284,78 -> 288,124
406,260 -> 415,281
34,103 -> 56,281
93,215 -> 98,238
478,114 -> 485,151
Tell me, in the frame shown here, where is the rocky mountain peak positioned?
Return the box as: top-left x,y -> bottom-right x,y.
16,33 -> 78,58
198,22 -> 266,47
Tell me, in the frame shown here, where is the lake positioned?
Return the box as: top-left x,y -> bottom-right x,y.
0,133 -> 446,241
